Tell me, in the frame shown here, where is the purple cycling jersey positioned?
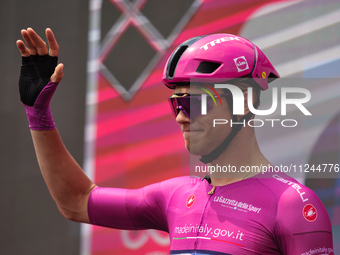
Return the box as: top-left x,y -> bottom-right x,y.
88,172 -> 334,255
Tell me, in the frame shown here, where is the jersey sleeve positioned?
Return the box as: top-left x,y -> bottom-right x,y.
274,184 -> 334,255
87,176 -> 192,232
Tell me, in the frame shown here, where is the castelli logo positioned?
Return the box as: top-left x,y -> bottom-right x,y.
186,194 -> 196,208
233,56 -> 249,72
303,204 -> 318,222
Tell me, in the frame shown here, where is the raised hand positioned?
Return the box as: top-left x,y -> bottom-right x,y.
16,28 -> 95,224
17,28 -> 63,130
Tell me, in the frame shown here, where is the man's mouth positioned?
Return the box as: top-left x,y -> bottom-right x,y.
182,129 -> 204,136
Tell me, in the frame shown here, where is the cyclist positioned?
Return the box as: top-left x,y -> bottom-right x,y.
17,28 -> 334,254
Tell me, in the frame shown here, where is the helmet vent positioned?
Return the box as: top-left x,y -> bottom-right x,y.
196,62 -> 221,73
268,72 -> 278,79
168,45 -> 188,78
268,72 -> 279,83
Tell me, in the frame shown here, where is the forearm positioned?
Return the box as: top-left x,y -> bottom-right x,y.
31,128 -> 95,223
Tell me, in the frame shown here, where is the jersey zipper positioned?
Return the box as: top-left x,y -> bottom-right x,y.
193,185 -> 216,251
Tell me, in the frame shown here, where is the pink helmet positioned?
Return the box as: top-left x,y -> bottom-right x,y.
162,34 -> 279,90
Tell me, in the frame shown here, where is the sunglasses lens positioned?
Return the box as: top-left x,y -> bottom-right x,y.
168,96 -> 209,119
168,97 -> 190,118
190,97 -> 202,119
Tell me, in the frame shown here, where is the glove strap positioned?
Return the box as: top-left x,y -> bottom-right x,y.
23,81 -> 59,130
24,104 -> 55,130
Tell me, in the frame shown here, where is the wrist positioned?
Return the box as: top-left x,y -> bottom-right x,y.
24,104 -> 56,130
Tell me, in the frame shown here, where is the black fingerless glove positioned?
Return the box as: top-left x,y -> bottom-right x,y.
19,54 -> 59,130
19,54 -> 58,106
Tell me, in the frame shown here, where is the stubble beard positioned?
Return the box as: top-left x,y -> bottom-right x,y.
185,136 -> 221,156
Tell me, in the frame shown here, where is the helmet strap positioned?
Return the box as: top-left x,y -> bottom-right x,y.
199,112 -> 253,164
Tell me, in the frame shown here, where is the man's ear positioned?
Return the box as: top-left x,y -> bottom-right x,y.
243,90 -> 250,116
236,90 -> 250,120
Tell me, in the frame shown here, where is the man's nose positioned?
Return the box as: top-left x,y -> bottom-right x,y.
176,110 -> 191,124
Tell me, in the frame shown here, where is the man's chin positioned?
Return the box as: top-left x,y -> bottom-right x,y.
186,144 -> 211,156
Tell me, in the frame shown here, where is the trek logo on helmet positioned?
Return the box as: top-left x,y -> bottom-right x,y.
200,36 -> 241,50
